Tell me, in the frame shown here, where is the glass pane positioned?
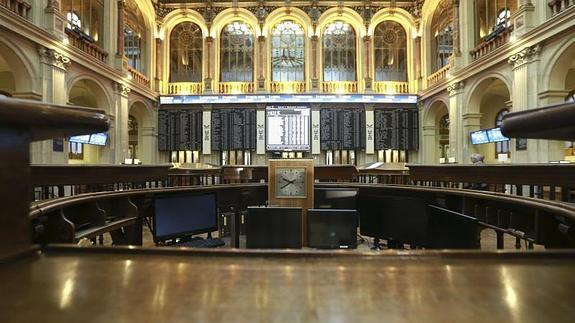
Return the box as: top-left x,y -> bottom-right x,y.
170,22 -> 203,82
220,21 -> 254,82
323,21 -> 356,82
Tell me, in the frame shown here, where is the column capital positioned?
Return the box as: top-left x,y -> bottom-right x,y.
508,44 -> 542,68
447,81 -> 464,96
113,82 -> 131,96
38,47 -> 71,70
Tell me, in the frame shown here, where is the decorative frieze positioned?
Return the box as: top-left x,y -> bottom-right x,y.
38,47 -> 71,70
508,44 -> 542,68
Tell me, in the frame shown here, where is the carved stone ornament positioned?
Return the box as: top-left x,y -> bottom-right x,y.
447,81 -> 464,96
38,47 -> 71,70
508,44 -> 542,68
113,82 -> 131,96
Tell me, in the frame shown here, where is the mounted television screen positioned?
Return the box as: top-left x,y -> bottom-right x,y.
69,135 -> 91,144
470,130 -> 489,145
89,133 -> 108,146
266,105 -> 310,151
486,127 -> 509,143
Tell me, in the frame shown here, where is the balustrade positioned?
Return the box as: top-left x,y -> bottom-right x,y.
548,0 -> 574,16
426,65 -> 450,87
0,0 -> 30,19
218,82 -> 255,94
321,81 -> 358,93
127,66 -> 150,88
269,81 -> 307,93
470,27 -> 513,61
167,82 -> 203,95
373,81 -> 409,94
65,28 -> 108,63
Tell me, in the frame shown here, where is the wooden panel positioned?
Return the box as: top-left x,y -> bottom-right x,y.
31,165 -> 171,186
268,159 -> 314,245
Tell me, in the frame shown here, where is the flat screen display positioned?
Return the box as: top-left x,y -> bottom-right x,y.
266,105 -> 310,151
154,193 -> 218,242
470,130 -> 489,145
307,209 -> 357,249
486,127 -> 509,143
89,133 -> 108,146
246,206 -> 302,249
69,135 -> 91,144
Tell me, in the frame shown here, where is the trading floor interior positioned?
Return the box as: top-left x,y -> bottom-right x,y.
1,1 -> 575,322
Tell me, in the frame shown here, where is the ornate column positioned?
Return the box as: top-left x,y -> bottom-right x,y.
117,0 -> 126,57
112,82 -> 131,164
363,35 -> 373,92
447,81 -> 467,163
257,35 -> 267,92
310,35 -> 320,92
44,0 -> 65,40
155,37 -> 163,92
204,36 -> 214,93
35,47 -> 71,164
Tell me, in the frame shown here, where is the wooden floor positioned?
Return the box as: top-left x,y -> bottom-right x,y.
0,247 -> 574,322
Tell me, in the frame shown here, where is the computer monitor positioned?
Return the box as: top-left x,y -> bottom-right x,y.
470,130 -> 489,145
69,134 -> 91,144
314,188 -> 358,209
426,205 -> 479,249
89,133 -> 108,146
153,193 -> 218,242
486,127 -> 509,143
246,206 -> 302,249
307,209 -> 357,249
358,194 -> 429,247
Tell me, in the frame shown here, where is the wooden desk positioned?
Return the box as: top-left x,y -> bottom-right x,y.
1,247 -> 574,322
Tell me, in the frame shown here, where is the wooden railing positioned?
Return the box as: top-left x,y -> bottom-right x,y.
426,64 -> 450,87
127,66 -> 150,88
0,0 -> 31,19
322,81 -> 358,93
167,82 -> 203,95
65,28 -> 108,63
269,81 -> 307,93
218,82 -> 254,94
373,81 -> 409,94
470,26 -> 513,61
548,0 -> 574,16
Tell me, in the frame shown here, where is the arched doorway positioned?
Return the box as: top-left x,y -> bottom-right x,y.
468,77 -> 511,163
423,100 -> 449,164
128,101 -> 154,164
67,78 -> 111,164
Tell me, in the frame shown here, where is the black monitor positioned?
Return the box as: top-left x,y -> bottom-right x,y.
426,205 -> 479,249
307,209 -> 357,249
246,207 -> 302,249
153,193 -> 218,242
358,194 -> 429,247
314,188 -> 358,209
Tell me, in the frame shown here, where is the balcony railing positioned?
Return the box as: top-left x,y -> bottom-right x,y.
167,82 -> 202,95
322,81 -> 358,93
65,28 -> 108,63
0,0 -> 31,20
127,66 -> 150,88
373,81 -> 409,94
548,0 -> 574,16
470,26 -> 513,61
269,81 -> 307,93
427,65 -> 450,87
218,82 -> 255,94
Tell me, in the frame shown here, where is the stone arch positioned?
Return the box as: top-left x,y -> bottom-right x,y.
128,99 -> 154,163
465,72 -> 512,115
542,37 -> 575,93
420,0 -> 453,79
66,74 -> 112,112
0,35 -> 36,95
126,0 -> 157,80
422,98 -> 450,163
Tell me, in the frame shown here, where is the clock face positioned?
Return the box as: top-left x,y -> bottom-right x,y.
275,167 -> 307,197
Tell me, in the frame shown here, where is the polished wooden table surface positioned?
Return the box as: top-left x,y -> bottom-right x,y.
2,247 -> 575,323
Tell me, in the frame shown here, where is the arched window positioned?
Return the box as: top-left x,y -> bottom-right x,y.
61,0 -> 104,44
374,21 -> 407,82
495,109 -> 509,155
220,21 -> 254,82
271,20 -> 305,82
430,0 -> 453,72
170,22 -> 203,82
124,0 -> 146,73
323,21 -> 356,82
475,1 -> 517,41
439,114 -> 450,159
